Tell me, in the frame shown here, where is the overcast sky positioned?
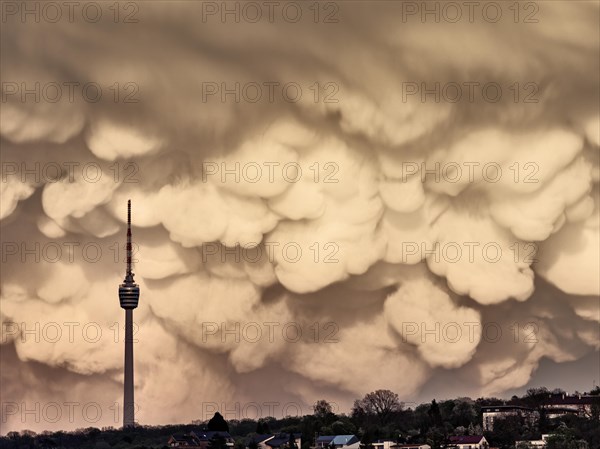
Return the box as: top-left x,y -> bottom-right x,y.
1,0 -> 599,434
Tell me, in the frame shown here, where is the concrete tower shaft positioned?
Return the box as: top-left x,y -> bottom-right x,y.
119,199 -> 138,428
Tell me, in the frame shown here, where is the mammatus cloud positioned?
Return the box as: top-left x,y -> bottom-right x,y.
1,0 -> 598,433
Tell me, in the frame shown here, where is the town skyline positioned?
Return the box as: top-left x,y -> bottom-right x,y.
2,387 -> 599,448
1,0 -> 599,444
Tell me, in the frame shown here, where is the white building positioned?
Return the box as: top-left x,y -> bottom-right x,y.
392,445 -> 431,449
515,435 -> 553,448
373,440 -> 396,449
481,405 -> 537,432
541,394 -> 597,419
446,435 -> 489,449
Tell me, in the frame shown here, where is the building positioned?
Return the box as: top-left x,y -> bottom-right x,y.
373,440 -> 397,449
482,393 -> 599,432
316,435 -> 359,449
200,431 -> 235,447
168,433 -> 203,448
247,434 -> 275,449
481,405 -> 538,431
391,445 -> 431,449
514,434 -> 554,448
265,433 -> 302,449
168,431 -> 235,449
316,436 -> 335,448
541,394 -> 597,419
446,435 -> 489,449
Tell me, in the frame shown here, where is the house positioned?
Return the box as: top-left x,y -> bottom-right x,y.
446,435 -> 489,449
265,433 -> 302,449
333,436 -> 359,448
316,435 -> 359,449
481,405 -> 538,431
541,394 -> 597,419
199,431 -> 235,448
515,434 -> 553,448
373,440 -> 396,449
168,434 -> 202,448
168,431 -> 235,449
391,445 -> 431,449
316,436 -> 336,448
248,434 -> 275,449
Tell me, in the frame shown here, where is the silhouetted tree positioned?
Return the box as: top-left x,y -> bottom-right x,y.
449,400 -> 476,428
313,400 -> 333,419
523,387 -> 550,410
208,412 -> 230,432
288,433 -> 298,449
428,400 -> 443,428
313,399 -> 338,428
354,390 -> 402,426
485,414 -> 523,449
331,419 -> 355,435
262,420 -> 271,434
209,434 -> 229,449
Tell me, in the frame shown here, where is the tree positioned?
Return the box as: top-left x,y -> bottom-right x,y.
454,426 -> 466,436
331,419 -> 356,435
468,423 -> 482,436
208,412 -> 230,432
288,433 -> 298,449
449,400 -> 476,428
314,400 -> 334,419
360,429 -> 374,449
523,387 -> 550,410
486,414 -> 523,449
427,400 -> 443,428
354,390 -> 402,426
209,434 -> 229,449
314,399 -> 337,429
262,420 -> 271,434
586,393 -> 600,420
546,423 -> 588,449
425,426 -> 446,449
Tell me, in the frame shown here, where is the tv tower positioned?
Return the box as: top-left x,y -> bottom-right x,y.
118,199 -> 139,428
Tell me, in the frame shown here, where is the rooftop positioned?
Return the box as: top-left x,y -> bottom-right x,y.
332,436 -> 358,446
481,405 -> 534,411
448,435 -> 484,444
250,434 -> 274,444
542,394 -> 597,406
265,433 -> 301,448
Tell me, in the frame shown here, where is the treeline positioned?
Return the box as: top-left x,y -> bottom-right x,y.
1,387 -> 599,449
